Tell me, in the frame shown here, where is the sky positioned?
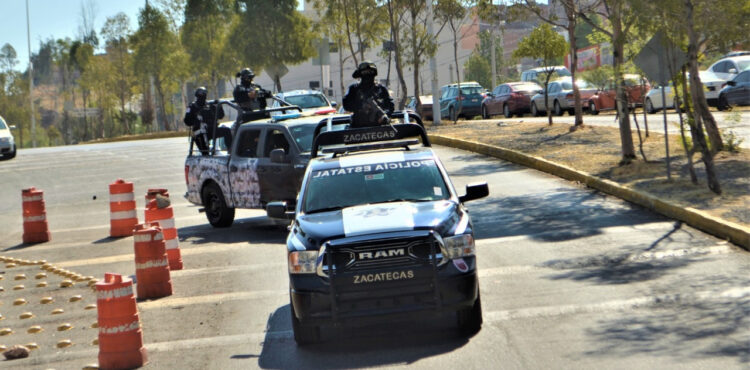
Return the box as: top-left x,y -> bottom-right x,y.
1,0 -> 309,71
1,0 -> 144,70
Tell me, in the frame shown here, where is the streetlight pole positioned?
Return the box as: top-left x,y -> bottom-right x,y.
427,0 -> 441,126
26,0 -> 36,148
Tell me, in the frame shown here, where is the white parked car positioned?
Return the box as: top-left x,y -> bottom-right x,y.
706,55 -> 750,81
644,71 -> 724,113
270,90 -> 336,117
0,115 -> 16,160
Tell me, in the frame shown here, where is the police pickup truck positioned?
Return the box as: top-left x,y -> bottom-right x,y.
184,100 -> 424,227
267,124 -> 489,344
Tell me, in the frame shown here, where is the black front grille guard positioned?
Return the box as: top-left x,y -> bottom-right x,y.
319,230 -> 447,321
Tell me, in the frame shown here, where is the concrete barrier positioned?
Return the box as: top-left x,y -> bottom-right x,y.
429,134 -> 750,251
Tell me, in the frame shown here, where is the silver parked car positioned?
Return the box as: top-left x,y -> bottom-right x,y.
530,78 -> 597,116
0,115 -> 16,160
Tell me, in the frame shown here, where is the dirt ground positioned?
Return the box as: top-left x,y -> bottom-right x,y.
427,119 -> 750,228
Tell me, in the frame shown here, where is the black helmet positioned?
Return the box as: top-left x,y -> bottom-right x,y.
352,61 -> 377,78
195,86 -> 207,99
236,68 -> 255,79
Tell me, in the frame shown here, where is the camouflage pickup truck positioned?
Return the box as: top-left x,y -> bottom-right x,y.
184,100 -> 356,227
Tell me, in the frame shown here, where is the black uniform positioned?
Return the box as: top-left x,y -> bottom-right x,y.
343,61 -> 394,128
184,100 -> 225,155
233,82 -> 269,123
343,82 -> 394,128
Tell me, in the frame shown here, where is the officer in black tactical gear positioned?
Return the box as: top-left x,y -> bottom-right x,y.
233,68 -> 270,122
343,61 -> 394,128
184,87 -> 225,155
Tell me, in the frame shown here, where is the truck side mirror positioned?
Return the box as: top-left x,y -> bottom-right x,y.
267,201 -> 294,220
459,182 -> 489,203
331,101 -> 337,108
9,125 -> 16,130
270,148 -> 289,163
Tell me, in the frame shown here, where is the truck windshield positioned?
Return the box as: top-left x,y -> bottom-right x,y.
303,158 -> 450,213
288,124 -> 318,152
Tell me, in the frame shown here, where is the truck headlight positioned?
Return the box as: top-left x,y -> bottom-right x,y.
443,234 -> 475,259
289,251 -> 318,274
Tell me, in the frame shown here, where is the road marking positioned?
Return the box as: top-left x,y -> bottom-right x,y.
55,243 -> 260,268
170,262 -> 286,278
139,290 -> 286,310
485,286 -> 750,323
478,244 -> 734,278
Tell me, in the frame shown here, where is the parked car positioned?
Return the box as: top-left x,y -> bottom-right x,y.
406,95 -> 434,120
439,82 -> 485,120
529,78 -> 596,116
482,82 -> 542,118
520,66 -> 571,84
644,71 -> 724,113
706,55 -> 750,81
0,115 -> 16,160
270,90 -> 336,116
717,69 -> 750,110
588,74 -> 650,115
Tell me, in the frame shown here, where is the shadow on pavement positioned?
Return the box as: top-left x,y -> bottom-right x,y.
252,305 -> 471,369
448,153 -> 523,177
583,274 -> 750,364
3,242 -> 39,252
467,187 -> 664,241
178,216 -> 288,245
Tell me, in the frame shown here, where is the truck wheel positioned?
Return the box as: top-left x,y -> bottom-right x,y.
457,291 -> 483,336
291,301 -> 320,345
202,183 -> 235,228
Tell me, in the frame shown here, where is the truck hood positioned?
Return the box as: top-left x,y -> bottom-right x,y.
291,200 -> 464,250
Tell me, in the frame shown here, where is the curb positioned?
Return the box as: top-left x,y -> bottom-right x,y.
429,134 -> 750,251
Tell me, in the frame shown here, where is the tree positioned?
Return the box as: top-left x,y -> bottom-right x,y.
182,0 -> 235,99
579,64 -> 613,90
463,51 -> 491,89
577,0 -> 639,163
510,0 -> 594,128
101,13 -> 136,134
384,0 -> 409,109
513,23 -> 568,126
401,0 -> 440,112
131,3 -> 181,131
231,0 -> 317,91
435,0 -> 478,123
0,44 -> 18,73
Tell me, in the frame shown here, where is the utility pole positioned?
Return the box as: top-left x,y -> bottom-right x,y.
426,0 -> 441,125
26,0 -> 36,148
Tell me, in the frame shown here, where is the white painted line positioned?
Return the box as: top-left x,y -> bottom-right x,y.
55,243 -> 256,268
138,290 -> 286,310
485,286 -> 750,323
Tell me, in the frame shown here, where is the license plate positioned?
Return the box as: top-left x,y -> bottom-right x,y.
471,99 -> 478,102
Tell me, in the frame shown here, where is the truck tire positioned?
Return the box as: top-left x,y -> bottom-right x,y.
457,291 -> 482,336
202,182 -> 235,228
291,301 -> 320,345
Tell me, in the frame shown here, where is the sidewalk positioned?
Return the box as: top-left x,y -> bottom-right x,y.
426,120 -> 750,250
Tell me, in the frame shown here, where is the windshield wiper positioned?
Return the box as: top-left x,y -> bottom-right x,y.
369,198 -> 433,205
305,206 -> 344,214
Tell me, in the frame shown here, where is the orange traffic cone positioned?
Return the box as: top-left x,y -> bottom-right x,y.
96,273 -> 148,369
109,179 -> 138,237
22,187 -> 50,243
144,189 -> 183,270
133,223 -> 172,299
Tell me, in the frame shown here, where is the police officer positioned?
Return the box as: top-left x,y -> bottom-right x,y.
343,61 -> 394,128
184,87 -> 225,155
233,68 -> 269,122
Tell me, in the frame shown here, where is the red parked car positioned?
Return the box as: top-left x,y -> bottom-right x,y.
588,74 -> 650,115
482,82 -> 543,118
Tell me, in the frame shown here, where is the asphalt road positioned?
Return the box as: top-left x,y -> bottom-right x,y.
0,138 -> 748,369
473,109 -> 750,148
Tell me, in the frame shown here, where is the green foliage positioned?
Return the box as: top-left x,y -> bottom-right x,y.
230,0 -> 317,91
463,51 -> 491,89
513,23 -> 568,81
722,112 -> 744,153
580,65 -> 613,90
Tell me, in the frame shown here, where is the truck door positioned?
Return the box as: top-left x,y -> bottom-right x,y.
228,126 -> 263,208
257,128 -> 298,205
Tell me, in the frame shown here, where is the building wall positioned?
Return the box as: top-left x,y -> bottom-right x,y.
245,5 -> 481,106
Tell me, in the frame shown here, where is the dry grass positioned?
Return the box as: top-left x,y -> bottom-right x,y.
428,120 -> 750,227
